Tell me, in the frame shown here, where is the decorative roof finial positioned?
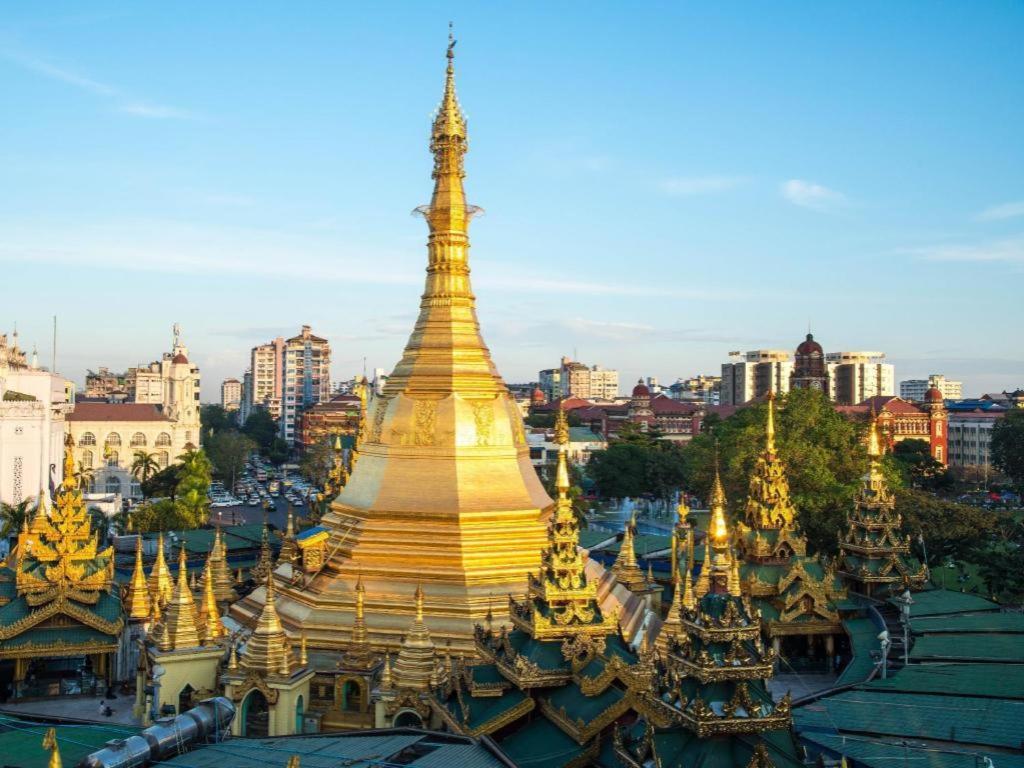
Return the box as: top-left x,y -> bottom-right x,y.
766,390 -> 776,454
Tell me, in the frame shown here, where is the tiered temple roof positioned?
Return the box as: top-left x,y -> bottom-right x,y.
732,392 -> 845,637
836,415 -> 928,598
0,435 -> 123,663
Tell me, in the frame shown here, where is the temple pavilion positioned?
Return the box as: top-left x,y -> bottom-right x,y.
0,435 -> 124,699
732,392 -> 847,663
836,414 -> 928,598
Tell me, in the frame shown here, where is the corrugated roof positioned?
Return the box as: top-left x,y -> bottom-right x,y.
896,589 -> 998,617
910,633 -> 1024,663
69,402 -> 170,422
835,618 -> 881,687
0,716 -> 140,768
802,732 -> 1024,768
862,663 -> 1024,700
911,612 -> 1024,634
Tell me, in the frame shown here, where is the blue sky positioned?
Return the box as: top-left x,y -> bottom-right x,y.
2,3 -> 1022,399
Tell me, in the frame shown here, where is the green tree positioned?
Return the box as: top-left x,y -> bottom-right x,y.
131,451 -> 161,498
141,464 -> 182,500
206,431 -> 256,489
587,429 -> 687,503
201,404 -> 235,436
76,461 -> 96,492
173,449 -> 213,527
991,410 -> 1024,486
242,409 -> 278,451
131,498 -> 194,533
684,388 -> 867,555
300,438 -> 335,488
267,437 -> 290,465
894,488 -> 998,567
891,439 -> 953,491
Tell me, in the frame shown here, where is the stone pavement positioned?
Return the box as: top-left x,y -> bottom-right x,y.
0,694 -> 142,726
768,672 -> 838,702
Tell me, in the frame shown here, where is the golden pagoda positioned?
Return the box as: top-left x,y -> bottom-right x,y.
209,524 -> 237,604
836,414 -> 928,598
0,435 -> 123,696
125,536 -> 151,621
235,32 -> 549,652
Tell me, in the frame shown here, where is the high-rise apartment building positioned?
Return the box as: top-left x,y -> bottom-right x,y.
720,351 -> 792,405
249,337 -> 285,421
668,375 -> 721,404
538,368 -> 561,402
550,356 -> 619,400
221,378 -> 242,412
279,325 -> 331,444
900,374 -> 963,402
827,352 -> 894,405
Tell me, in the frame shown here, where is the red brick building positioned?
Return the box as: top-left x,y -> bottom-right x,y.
297,394 -> 361,451
836,389 -> 948,465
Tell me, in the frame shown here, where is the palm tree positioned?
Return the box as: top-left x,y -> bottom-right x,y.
131,451 -> 160,498
0,498 -> 37,538
76,461 -> 96,492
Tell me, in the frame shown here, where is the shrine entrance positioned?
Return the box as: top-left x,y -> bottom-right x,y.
242,690 -> 270,737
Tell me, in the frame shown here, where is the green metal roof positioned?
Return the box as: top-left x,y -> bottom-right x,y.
896,589 -> 999,617
910,633 -> 1024,663
159,731 -> 506,768
797,690 -> 1024,749
499,716 -> 584,768
0,716 -> 140,768
861,663 -> 1024,700
546,680 -> 623,722
802,732 -> 1024,768
835,618 -> 881,687
911,612 -> 1024,635
579,530 -> 615,550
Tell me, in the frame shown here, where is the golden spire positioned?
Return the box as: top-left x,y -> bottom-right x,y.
657,570 -> 685,652
279,506 -> 297,565
695,532 -> 712,599
198,553 -> 225,643
148,533 -> 173,605
228,641 -> 238,670
42,727 -> 62,768
300,630 -> 308,667
349,574 -> 370,656
380,650 -> 393,689
682,567 -> 696,610
392,584 -> 435,691
250,521 -> 273,583
243,571 -> 291,676
160,546 -> 201,651
728,555 -> 742,597
709,467 -> 729,548
286,757 -> 300,768
743,389 -> 797,531
125,536 -> 151,620
209,524 -> 237,603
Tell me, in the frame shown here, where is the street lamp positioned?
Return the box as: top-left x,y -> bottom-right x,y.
877,630 -> 890,679
894,589 -> 914,666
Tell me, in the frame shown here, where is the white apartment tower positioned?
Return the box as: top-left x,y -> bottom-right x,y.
900,374 -> 963,402
827,351 -> 894,405
720,350 -> 793,406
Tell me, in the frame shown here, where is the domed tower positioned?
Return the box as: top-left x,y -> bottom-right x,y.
628,379 -> 654,430
791,332 -> 829,395
923,386 -> 948,465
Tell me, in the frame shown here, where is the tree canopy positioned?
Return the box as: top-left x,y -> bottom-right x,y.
587,424 -> 687,502
992,409 -> 1024,486
242,409 -> 278,451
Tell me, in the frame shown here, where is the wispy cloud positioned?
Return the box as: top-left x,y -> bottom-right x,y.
2,48 -> 196,120
974,200 -> 1024,222
780,179 -> 845,211
660,175 -> 746,196
901,236 -> 1024,264
562,318 -> 656,341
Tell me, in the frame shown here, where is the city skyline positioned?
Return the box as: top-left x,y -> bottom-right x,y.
3,4 -> 1023,397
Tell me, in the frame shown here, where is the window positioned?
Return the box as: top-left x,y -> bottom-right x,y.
935,446 -> 943,462
79,432 -> 97,446
157,451 -> 169,469
936,422 -> 943,437
82,450 -> 94,468
131,432 -> 147,447
105,475 -> 122,494
105,433 -> 122,447
107,450 -> 119,467
156,433 -> 172,447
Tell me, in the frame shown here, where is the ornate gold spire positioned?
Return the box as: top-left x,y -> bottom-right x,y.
380,650 -> 393,689
243,572 -> 292,676
279,506 -> 298,565
348,574 -> 371,658
148,533 -> 172,605
198,553 -> 225,643
657,570 -> 685,652
125,536 -> 151,620
209,524 -> 237,603
392,585 -> 436,691
228,641 -> 238,670
159,547 -> 201,651
612,512 -> 649,593
742,391 -> 798,531
250,521 -> 273,584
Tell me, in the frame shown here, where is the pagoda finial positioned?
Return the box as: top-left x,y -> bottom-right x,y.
148,533 -> 173,605
709,458 -> 729,548
300,630 -> 308,666
766,390 -> 776,454
682,567 -> 697,610
42,727 -> 62,768
199,551 -> 224,643
415,582 -> 425,622
126,536 -> 151,620
242,569 -> 291,676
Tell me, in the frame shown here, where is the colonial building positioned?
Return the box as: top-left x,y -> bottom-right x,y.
790,333 -> 829,393
836,392 -> 947,465
0,437 -> 124,699
69,330 -> 202,499
0,330 -> 73,508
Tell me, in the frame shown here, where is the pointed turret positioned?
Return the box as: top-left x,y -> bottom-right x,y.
346,574 -> 372,665
148,533 -> 172,605
209,524 -> 237,603
160,547 -> 201,651
242,572 -> 292,676
392,585 -> 436,691
612,511 -> 649,592
742,391 -> 799,532
279,506 -> 298,565
125,537 -> 151,620
198,554 -> 225,644
250,521 -> 274,583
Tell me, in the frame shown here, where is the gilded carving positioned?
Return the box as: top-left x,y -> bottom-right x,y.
413,400 -> 437,446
